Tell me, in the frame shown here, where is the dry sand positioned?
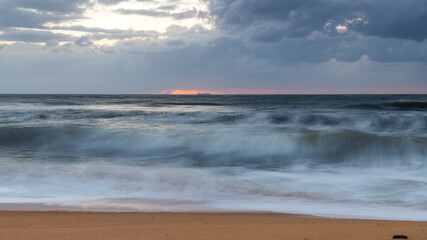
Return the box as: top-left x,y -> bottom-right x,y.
0,211 -> 426,240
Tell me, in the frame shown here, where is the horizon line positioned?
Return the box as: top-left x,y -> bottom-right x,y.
1,93 -> 427,95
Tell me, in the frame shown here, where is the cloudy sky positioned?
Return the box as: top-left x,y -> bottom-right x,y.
1,0 -> 427,94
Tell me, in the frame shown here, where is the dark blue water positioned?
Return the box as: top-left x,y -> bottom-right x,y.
0,94 -> 426,219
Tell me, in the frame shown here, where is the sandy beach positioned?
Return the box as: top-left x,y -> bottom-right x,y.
0,211 -> 425,240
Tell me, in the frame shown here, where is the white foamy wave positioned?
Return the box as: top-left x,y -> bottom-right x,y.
1,94 -> 426,220
0,158 -> 426,220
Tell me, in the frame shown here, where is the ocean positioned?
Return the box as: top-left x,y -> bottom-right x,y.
0,94 -> 426,220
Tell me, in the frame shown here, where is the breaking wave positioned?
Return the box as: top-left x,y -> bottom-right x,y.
352,101 -> 427,110
1,94 -> 427,220
1,125 -> 425,170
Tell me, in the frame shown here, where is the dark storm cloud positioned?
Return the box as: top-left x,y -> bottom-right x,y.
116,8 -> 198,20
351,1 -> 427,41
208,0 -> 340,40
207,0 -> 427,42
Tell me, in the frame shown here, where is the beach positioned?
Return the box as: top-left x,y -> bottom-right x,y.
2,0 -> 426,237
0,211 -> 426,240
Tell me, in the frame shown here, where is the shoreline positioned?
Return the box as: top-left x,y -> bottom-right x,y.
0,202 -> 426,222
1,211 -> 426,240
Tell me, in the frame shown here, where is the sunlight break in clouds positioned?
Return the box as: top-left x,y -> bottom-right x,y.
49,0 -> 211,33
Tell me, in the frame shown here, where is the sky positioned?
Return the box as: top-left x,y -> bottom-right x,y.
1,0 -> 427,94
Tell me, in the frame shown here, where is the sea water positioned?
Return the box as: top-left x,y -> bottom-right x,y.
0,94 -> 426,220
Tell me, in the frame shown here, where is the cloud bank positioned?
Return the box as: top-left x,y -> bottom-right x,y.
1,0 -> 426,93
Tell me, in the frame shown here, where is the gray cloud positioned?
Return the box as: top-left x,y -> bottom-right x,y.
0,1 -> 68,29
351,1 -> 427,41
96,0 -> 127,5
207,0 -> 427,42
74,36 -> 93,47
0,29 -> 72,43
0,0 -> 89,44
157,5 -> 177,11
207,0 -> 348,41
1,42 -> 426,94
15,0 -> 90,14
46,25 -> 160,41
1,0 -> 427,94
116,7 -> 199,20
97,0 -> 154,5
138,36 -> 427,68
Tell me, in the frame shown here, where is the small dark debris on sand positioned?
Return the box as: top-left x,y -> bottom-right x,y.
392,235 -> 408,239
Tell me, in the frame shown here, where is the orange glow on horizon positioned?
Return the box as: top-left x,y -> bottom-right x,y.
171,90 -> 207,95
139,87 -> 427,95
165,89 -> 224,95
165,89 -> 307,95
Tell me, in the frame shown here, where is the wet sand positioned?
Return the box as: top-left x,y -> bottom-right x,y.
0,211 -> 426,240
